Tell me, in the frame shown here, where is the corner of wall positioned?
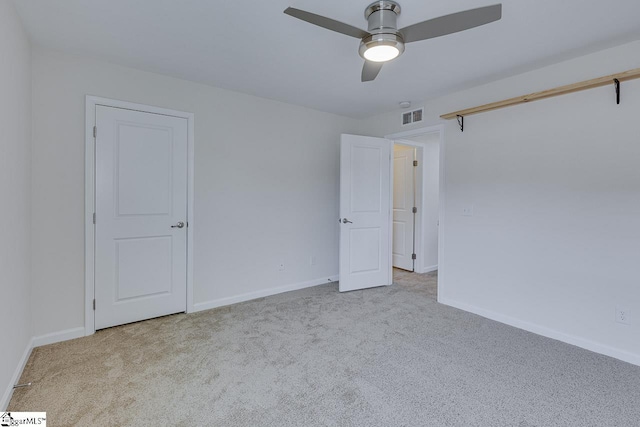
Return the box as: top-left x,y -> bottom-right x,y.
0,339 -> 34,411
0,0 -> 34,410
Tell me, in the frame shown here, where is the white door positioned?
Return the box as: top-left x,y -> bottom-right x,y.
95,105 -> 188,330
392,145 -> 416,271
339,134 -> 392,292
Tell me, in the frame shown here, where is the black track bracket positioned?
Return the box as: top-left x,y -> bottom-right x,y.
614,79 -> 620,105
456,115 -> 464,132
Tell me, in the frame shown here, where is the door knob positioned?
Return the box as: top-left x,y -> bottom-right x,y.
171,221 -> 185,229
342,218 -> 353,224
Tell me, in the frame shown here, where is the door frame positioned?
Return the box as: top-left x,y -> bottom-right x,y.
386,125 -> 445,298
84,96 -> 195,336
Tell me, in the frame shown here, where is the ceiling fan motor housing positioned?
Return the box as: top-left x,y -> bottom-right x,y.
365,0 -> 401,32
359,1 -> 405,61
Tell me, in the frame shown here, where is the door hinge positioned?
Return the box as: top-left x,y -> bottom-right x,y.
93,212 -> 96,224
412,253 -> 417,260
93,126 -> 97,139
413,160 -> 418,167
412,207 -> 417,214
93,299 -> 96,310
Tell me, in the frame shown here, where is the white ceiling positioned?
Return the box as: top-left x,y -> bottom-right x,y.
13,0 -> 640,118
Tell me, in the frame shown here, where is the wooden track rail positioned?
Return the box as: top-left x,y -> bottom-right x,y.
441,68 -> 640,121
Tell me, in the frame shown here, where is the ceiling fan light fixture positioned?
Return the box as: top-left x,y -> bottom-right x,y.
359,33 -> 405,62
364,45 -> 399,62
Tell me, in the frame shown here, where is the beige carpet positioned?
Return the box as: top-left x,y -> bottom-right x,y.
9,270 -> 640,426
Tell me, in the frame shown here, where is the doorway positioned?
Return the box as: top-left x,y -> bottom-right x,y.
84,96 -> 195,335
391,131 -> 440,275
392,144 -> 418,271
337,125 -> 443,296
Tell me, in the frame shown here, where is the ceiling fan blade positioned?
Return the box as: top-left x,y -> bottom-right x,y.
400,4 -> 502,43
284,7 -> 369,39
362,61 -> 384,82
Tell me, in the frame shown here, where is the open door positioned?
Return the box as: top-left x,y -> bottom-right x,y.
339,134 -> 392,292
393,145 -> 416,271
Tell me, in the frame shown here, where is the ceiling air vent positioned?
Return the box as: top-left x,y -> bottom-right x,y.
401,108 -> 423,126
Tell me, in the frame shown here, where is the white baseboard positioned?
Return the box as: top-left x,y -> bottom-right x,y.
1,338 -> 34,411
422,264 -> 438,273
192,275 -> 338,313
438,296 -> 640,367
31,327 -> 85,348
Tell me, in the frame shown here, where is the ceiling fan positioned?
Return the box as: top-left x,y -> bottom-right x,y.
284,1 -> 502,82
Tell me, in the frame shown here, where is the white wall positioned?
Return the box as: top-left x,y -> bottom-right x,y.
0,1 -> 32,409
364,40 -> 640,365
30,47 -> 364,337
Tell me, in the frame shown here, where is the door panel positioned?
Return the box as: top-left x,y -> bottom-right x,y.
339,134 -> 391,292
350,146 -> 382,213
115,236 -> 172,301
393,146 -> 416,271
95,105 -> 188,330
116,124 -> 172,215
349,227 -> 381,273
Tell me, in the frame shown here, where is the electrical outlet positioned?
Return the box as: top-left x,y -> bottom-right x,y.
615,306 -> 630,325
310,255 -> 317,266
462,205 -> 474,216
278,262 -> 285,272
